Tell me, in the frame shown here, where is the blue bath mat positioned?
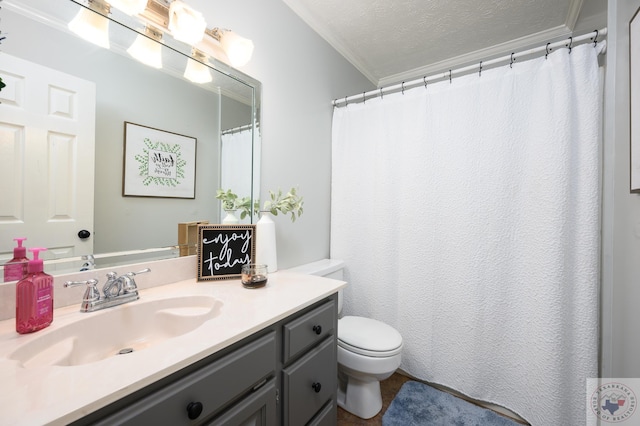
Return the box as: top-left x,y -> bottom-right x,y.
382,381 -> 521,426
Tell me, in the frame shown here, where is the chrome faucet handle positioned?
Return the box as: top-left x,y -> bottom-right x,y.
103,271 -> 122,298
121,268 -> 151,294
64,279 -> 100,303
129,268 -> 151,276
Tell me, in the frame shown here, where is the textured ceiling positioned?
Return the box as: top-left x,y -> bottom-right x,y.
281,0 -> 608,86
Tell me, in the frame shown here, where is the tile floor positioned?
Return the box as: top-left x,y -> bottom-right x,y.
336,372 -> 529,425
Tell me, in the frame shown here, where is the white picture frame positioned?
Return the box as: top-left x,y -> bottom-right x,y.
122,122 -> 197,198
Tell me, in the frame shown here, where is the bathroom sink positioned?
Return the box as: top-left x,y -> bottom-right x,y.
9,295 -> 223,368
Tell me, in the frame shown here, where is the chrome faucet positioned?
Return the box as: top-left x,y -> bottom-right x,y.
64,268 -> 151,312
80,254 -> 95,271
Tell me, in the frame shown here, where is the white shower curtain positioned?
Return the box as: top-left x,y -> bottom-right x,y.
220,128 -> 254,220
331,43 -> 604,425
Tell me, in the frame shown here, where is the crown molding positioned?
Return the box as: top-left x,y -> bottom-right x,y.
378,24 -> 572,88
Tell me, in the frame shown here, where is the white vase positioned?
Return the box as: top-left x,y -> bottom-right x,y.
222,210 -> 239,224
256,212 -> 277,272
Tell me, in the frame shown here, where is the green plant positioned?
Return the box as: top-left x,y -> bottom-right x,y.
262,187 -> 304,222
215,188 -> 239,211
235,196 -> 259,220
216,187 -> 304,222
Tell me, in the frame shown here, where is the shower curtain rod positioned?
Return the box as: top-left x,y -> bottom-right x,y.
221,123 -> 255,135
332,28 -> 607,107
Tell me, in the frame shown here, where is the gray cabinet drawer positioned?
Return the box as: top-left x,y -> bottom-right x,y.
283,300 -> 335,363
94,332 -> 276,426
282,337 -> 337,426
307,400 -> 337,426
207,380 -> 277,426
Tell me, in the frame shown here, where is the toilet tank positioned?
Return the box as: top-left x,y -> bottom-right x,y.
288,259 -> 345,313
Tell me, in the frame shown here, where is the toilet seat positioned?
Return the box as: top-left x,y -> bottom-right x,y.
338,316 -> 403,357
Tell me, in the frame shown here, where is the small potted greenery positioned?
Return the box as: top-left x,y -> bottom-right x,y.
216,187 -> 304,222
260,187 -> 304,222
215,189 -> 240,224
216,187 -> 303,273
215,188 -> 238,211
235,196 -> 259,220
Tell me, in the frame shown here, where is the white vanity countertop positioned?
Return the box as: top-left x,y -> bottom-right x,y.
0,271 -> 346,426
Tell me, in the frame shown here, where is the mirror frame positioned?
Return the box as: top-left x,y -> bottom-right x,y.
0,0 -> 261,278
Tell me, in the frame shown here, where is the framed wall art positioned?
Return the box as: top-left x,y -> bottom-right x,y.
122,121 -> 197,198
197,224 -> 256,281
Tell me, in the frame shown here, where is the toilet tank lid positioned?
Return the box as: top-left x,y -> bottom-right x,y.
287,259 -> 344,276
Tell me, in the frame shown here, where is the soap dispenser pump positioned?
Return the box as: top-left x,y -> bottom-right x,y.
16,248 -> 54,334
3,238 -> 28,282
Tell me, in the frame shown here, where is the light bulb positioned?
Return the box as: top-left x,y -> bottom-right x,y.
219,30 -> 254,67
184,57 -> 212,84
168,1 -> 207,44
68,4 -> 110,49
127,27 -> 163,69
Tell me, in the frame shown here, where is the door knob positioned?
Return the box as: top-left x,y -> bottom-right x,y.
78,230 -> 91,239
312,325 -> 322,335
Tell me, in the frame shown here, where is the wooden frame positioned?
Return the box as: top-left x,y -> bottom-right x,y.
631,8 -> 640,192
123,121 -> 197,198
197,224 -> 256,281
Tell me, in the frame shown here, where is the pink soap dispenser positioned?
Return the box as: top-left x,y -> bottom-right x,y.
16,248 -> 54,334
4,238 -> 28,282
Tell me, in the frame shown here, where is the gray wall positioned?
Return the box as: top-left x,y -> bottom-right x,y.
190,0 -> 640,380
602,0 -> 640,378
188,0 -> 375,269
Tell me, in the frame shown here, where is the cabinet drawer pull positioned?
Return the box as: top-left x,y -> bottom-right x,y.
311,382 -> 322,393
186,401 -> 203,420
312,325 -> 322,335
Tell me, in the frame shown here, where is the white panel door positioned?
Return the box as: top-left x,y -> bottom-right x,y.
0,52 -> 96,262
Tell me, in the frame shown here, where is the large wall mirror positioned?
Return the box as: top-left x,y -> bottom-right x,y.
0,0 -> 261,280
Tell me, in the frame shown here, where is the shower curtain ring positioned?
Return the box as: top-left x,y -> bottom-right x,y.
363,92 -> 366,103
479,61 -> 483,77
449,70 -> 452,84
401,81 -> 405,94
423,76 -> 428,89
567,36 -> 573,54
510,53 -> 515,68
545,43 -> 551,59
344,96 -> 348,106
380,87 -> 384,99
592,30 -> 599,47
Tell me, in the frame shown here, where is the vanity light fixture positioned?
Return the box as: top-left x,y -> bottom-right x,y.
106,0 -> 148,16
68,0 -> 111,49
127,26 -> 164,69
168,0 -> 207,45
207,28 -> 255,68
184,48 -> 213,84
68,0 -> 255,68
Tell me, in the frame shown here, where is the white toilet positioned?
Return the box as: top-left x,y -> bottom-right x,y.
288,259 -> 403,419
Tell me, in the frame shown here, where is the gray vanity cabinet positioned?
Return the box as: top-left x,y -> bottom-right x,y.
70,294 -> 338,426
89,332 -> 277,426
282,300 -> 337,425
